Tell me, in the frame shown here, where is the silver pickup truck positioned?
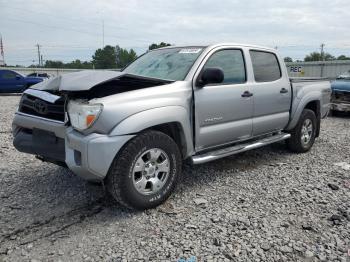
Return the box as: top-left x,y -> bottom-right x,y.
12,43 -> 331,209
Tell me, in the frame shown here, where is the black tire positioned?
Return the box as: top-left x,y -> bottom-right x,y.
329,110 -> 338,117
87,180 -> 102,186
106,130 -> 182,210
287,109 -> 317,153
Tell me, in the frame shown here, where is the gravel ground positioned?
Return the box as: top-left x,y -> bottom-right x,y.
0,95 -> 349,262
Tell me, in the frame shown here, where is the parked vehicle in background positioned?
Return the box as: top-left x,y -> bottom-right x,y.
27,72 -> 52,79
0,69 -> 43,93
330,70 -> 350,112
12,43 -> 331,210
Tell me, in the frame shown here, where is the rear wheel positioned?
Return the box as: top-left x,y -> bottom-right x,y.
287,109 -> 317,153
106,130 -> 182,210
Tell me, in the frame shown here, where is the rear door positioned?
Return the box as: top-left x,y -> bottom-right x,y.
249,50 -> 291,136
194,48 -> 253,151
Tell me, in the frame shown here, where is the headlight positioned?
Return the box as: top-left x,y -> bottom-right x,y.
67,100 -> 103,131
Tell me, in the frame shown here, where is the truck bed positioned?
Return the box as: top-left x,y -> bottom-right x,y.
289,77 -> 331,121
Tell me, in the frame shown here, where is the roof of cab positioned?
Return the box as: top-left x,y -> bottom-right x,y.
155,43 -> 277,52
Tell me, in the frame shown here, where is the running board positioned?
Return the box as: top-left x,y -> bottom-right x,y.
191,133 -> 291,164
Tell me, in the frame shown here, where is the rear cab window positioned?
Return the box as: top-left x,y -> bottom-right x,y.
250,50 -> 281,82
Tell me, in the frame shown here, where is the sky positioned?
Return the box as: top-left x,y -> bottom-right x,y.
0,0 -> 350,66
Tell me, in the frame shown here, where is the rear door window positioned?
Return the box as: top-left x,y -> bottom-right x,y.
250,51 -> 281,82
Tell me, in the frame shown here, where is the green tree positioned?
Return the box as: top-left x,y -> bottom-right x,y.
115,45 -> 138,68
284,57 -> 293,62
43,59 -> 93,69
337,55 -> 350,60
44,60 -> 65,68
304,52 -> 335,62
92,45 -> 117,69
65,59 -> 93,69
148,42 -> 171,50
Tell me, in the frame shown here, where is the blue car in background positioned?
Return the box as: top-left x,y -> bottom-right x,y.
331,70 -> 350,113
0,69 -> 43,93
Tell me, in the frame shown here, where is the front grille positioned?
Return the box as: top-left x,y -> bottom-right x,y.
19,93 -> 65,122
332,91 -> 350,103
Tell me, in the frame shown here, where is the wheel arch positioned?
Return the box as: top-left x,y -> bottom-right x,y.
145,122 -> 188,158
286,91 -> 322,135
110,106 -> 194,158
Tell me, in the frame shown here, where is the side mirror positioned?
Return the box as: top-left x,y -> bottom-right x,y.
197,67 -> 224,87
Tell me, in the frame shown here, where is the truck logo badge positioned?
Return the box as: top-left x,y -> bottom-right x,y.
205,116 -> 223,123
33,99 -> 48,114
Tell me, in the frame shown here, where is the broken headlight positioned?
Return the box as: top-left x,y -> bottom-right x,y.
67,100 -> 103,131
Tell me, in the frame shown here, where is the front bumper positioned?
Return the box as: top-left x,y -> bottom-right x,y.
12,113 -> 134,181
330,102 -> 350,112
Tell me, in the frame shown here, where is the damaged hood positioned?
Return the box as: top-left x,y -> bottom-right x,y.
31,70 -> 126,91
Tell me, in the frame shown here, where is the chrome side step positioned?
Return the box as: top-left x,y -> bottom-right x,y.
191,133 -> 291,164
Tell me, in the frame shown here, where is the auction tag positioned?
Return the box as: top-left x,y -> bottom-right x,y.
179,48 -> 202,54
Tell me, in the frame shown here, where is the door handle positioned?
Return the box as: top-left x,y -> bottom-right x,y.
241,91 -> 253,98
280,88 -> 289,94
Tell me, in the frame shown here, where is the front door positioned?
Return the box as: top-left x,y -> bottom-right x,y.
0,70 -> 26,92
194,48 -> 254,151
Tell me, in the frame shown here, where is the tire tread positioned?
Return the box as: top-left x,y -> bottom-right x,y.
287,109 -> 316,153
106,130 -> 181,210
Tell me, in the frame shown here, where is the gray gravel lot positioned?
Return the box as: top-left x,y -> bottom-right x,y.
0,95 -> 349,262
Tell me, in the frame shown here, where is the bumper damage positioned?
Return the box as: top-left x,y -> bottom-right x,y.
330,103 -> 350,112
331,90 -> 350,112
13,113 -> 134,181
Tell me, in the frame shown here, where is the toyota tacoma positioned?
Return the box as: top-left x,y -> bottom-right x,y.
12,43 -> 331,209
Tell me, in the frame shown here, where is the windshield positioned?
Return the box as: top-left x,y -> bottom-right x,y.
336,71 -> 350,80
123,47 -> 204,81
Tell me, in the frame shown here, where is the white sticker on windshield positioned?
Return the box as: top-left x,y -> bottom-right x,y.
179,48 -> 202,54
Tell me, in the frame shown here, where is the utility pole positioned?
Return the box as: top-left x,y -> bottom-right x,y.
36,44 -> 41,67
41,55 -> 43,67
320,43 -> 325,77
320,43 -> 325,61
0,34 -> 5,66
102,19 -> 105,48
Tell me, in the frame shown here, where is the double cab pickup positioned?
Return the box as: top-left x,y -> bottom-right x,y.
12,43 -> 331,209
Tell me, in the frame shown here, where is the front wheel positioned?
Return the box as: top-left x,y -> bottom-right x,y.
106,130 -> 182,210
287,109 -> 317,153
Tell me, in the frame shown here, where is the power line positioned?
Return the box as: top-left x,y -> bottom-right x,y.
3,4 -> 166,39
2,5 -> 126,31
5,17 -> 152,44
6,44 -> 148,50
